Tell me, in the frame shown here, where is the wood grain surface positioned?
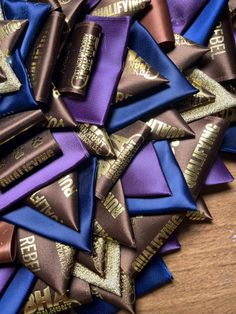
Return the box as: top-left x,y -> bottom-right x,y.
120,153 -> 236,314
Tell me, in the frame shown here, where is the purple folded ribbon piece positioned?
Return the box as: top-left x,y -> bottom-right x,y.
159,235 -> 181,255
205,156 -> 234,186
0,132 -> 88,212
167,0 -> 208,34
0,266 -> 16,295
64,16 -> 131,126
122,143 -> 171,197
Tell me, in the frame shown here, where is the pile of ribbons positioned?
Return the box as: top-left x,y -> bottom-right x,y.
0,0 -> 235,313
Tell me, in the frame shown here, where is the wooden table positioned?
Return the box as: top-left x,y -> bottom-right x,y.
120,154 -> 236,314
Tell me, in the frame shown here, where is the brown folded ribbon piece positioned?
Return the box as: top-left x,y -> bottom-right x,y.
30,0 -> 61,11
186,197 -> 213,222
95,120 -> 151,200
167,34 -> 210,72
114,49 -> 168,104
199,7 -> 236,83
0,67 -> 6,82
0,20 -> 28,55
0,110 -> 45,147
94,180 -> 135,247
77,123 -> 116,158
41,85 -> 77,129
57,22 -> 101,96
60,0 -> 86,31
180,69 -> 236,123
171,116 -> 229,200
25,171 -> 79,231
145,109 -> 195,140
16,228 -> 76,294
0,221 -> 16,263
140,0 -> 175,50
0,129 -> 62,191
27,11 -> 65,103
22,279 -> 87,314
77,236 -> 106,276
91,0 -> 150,17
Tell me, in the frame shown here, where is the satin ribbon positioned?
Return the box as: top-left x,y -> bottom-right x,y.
184,0 -> 228,45
0,221 -> 15,263
2,0 -> 51,60
2,158 -> 97,252
0,267 -> 36,314
0,50 -> 37,117
121,142 -> 171,197
159,235 -> 181,255
205,156 -> 234,186
127,140 -> 196,216
167,0 -> 208,34
221,124 -> 236,153
77,255 -> 172,314
64,16 -> 131,126
106,22 -> 197,132
0,132 -> 88,212
0,266 -> 16,295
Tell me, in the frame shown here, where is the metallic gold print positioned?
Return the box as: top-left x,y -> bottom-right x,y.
55,242 -> 76,279
186,211 -> 208,221
181,69 -> 236,123
73,239 -> 121,296
93,237 -> 106,275
0,49 -> 21,94
174,34 -> 194,47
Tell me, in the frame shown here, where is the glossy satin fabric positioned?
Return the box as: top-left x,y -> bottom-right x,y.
106,22 -> 197,132
64,16 -> 131,126
77,256 -> 172,314
184,0 -> 228,45
159,235 -> 181,255
127,141 -> 196,216
0,50 -> 37,117
167,0 -> 208,34
0,132 -> 89,212
205,156 -> 234,186
0,266 -> 15,295
0,222 -> 15,263
0,267 -> 36,314
121,143 -> 171,197
221,124 -> 236,153
2,158 -> 97,252
2,0 -> 51,60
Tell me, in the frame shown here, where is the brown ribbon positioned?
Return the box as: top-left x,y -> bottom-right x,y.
91,0 -> 150,17
0,129 -> 62,191
27,11 -> 65,103
140,0 -> 175,50
0,110 -> 46,147
114,49 -> 168,104
0,221 -> 16,263
57,22 -> 102,96
199,7 -> 236,83
0,20 -> 28,55
168,34 -> 210,71
0,67 -> 6,82
95,120 -> 151,200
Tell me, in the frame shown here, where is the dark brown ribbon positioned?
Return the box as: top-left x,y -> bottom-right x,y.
114,49 -> 168,104
0,67 -> 7,83
168,34 -> 210,71
27,11 -> 65,103
91,0 -> 150,17
199,7 -> 236,82
140,0 -> 175,50
25,171 -> 79,231
0,221 -> 16,263
16,228 -> 76,294
145,109 -> 195,140
57,22 -> 102,96
95,120 -> 151,200
0,110 -> 46,147
0,129 -> 62,191
0,20 -> 28,55
94,180 -> 135,247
